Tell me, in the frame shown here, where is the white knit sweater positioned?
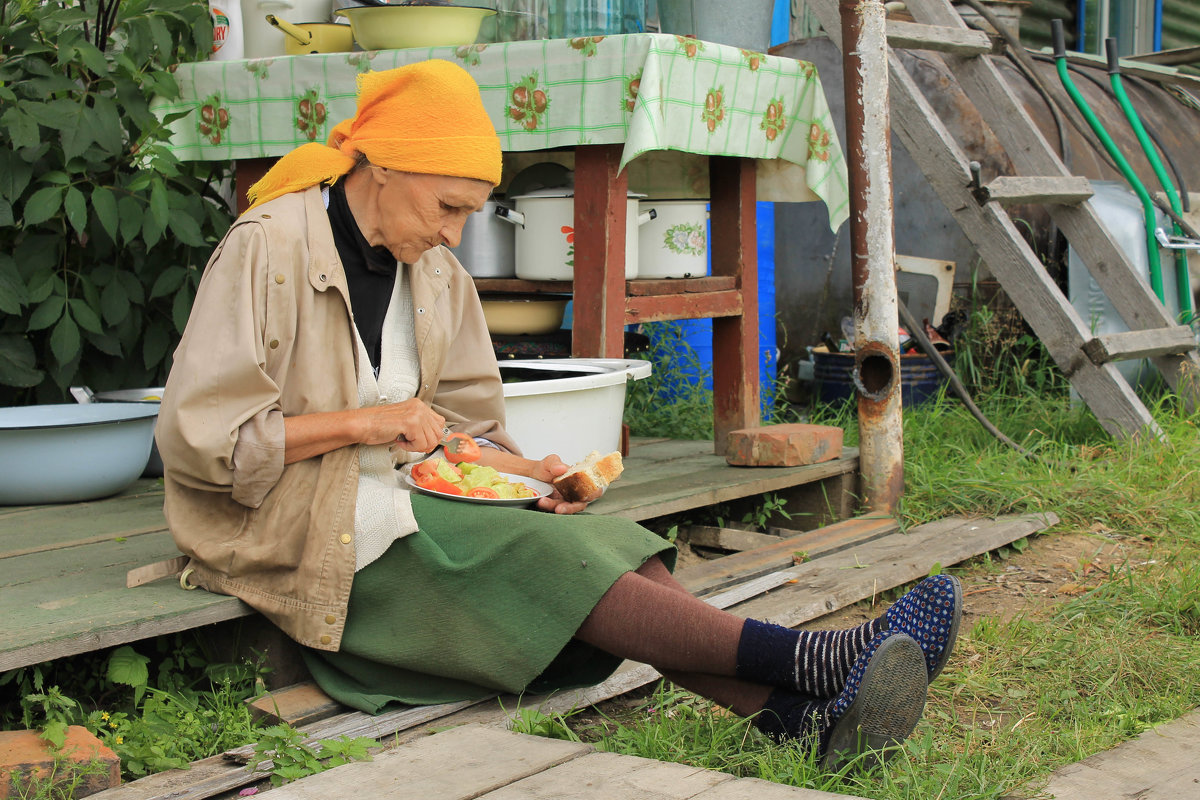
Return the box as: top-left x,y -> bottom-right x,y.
351,265 -> 422,572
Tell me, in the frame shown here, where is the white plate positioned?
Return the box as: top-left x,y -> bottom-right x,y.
404,470 -> 553,508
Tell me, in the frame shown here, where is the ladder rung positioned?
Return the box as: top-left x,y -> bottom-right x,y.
977,176 -> 1094,206
886,20 -> 994,55
1083,327 -> 1198,365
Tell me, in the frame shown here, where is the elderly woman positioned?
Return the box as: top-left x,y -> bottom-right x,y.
157,60 -> 959,769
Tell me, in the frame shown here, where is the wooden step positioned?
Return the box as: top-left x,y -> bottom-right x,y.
975,175 -> 1094,206
886,20 -> 994,54
1083,327 -> 1199,365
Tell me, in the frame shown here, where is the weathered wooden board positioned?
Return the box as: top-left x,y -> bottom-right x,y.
480,750 -> 734,799
1,534 -> 180,589
262,725 -> 593,800
681,525 -> 782,552
0,485 -> 165,559
679,516 -> 900,596
1033,709 -> 1200,800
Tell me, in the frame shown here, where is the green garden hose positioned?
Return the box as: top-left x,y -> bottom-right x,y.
1105,38 -> 1194,323
1051,19 -> 1165,304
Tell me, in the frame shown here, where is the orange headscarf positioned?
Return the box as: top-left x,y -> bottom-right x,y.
246,60 -> 502,211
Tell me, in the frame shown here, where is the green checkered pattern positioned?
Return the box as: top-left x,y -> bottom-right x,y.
152,33 -> 848,230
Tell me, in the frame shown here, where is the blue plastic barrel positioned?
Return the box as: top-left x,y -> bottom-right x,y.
812,350 -> 948,406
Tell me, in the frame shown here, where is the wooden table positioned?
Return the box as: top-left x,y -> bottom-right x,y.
152,34 -> 850,453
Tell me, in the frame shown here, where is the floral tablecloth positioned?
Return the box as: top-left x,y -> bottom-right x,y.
152,33 -> 848,230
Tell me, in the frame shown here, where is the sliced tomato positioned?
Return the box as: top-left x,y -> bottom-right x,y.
466,486 -> 500,499
442,432 -> 482,464
414,474 -> 464,496
411,459 -> 439,483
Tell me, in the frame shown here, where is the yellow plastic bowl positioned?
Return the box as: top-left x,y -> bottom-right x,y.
334,5 -> 494,50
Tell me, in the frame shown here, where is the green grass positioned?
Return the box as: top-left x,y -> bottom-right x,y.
604,325 -> 1200,799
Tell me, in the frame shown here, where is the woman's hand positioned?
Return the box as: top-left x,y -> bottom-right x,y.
362,399 -> 446,452
530,454 -> 590,515
283,399 -> 445,464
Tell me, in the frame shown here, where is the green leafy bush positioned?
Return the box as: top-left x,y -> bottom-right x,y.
0,0 -> 233,402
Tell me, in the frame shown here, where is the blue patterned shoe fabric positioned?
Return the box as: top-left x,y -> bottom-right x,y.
753,629 -> 928,771
882,574 -> 962,681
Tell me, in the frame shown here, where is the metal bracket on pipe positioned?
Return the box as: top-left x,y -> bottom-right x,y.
1155,228 -> 1200,251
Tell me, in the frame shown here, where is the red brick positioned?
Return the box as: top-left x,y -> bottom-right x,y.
0,726 -> 120,799
725,423 -> 844,466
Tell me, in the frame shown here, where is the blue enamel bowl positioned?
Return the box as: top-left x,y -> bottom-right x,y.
0,403 -> 159,505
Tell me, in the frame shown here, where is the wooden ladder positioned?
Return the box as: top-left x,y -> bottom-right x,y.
806,0 -> 1200,439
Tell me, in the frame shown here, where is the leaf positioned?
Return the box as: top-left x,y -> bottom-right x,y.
148,16 -> 174,66
172,283 -> 193,333
91,95 -> 125,155
21,98 -> 78,130
70,298 -> 104,334
149,181 -> 170,231
64,186 -> 88,235
168,208 -> 206,247
1,107 -> 42,149
50,314 -> 81,364
101,279 -> 131,325
92,186 -> 119,242
107,645 -> 151,689
39,720 -> 69,750
0,150 -> 33,202
28,295 -> 65,331
22,186 -> 65,226
0,199 -> 12,228
149,265 -> 186,299
118,195 -> 142,244
0,256 -> 28,315
74,39 -> 111,76
0,334 -> 45,388
143,321 -> 170,369
61,114 -> 95,162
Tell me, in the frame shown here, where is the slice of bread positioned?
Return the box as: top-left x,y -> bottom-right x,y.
553,450 -> 624,503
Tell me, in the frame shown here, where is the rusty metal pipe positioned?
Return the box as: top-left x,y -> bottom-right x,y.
841,0 -> 903,514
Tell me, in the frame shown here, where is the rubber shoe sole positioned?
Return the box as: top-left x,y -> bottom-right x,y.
821,632 -> 928,772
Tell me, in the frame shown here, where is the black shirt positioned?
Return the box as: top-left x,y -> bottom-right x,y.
325,179 -> 397,369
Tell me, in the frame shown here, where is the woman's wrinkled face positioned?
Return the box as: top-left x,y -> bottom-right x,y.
368,169 -> 492,263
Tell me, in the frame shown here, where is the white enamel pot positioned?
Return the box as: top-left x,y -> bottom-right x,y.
496,188 -> 656,281
637,199 -> 710,279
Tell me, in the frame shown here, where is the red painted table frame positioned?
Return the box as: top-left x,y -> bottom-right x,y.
235,144 -> 759,454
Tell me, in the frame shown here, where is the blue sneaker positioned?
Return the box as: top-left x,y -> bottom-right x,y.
882,574 -> 963,681
821,629 -> 928,770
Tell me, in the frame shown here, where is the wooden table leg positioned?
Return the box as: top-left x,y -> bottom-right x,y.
710,157 -> 760,455
234,158 -> 276,215
572,144 -> 628,359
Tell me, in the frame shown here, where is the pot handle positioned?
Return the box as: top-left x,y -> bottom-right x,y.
637,208 -> 657,226
265,14 -> 313,45
494,205 -> 525,228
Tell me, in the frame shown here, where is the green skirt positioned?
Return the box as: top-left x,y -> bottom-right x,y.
302,493 -> 675,714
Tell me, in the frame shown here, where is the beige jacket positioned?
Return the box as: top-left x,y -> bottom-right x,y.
156,186 -> 517,651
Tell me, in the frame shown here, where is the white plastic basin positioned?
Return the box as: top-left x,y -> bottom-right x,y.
0,403 -> 159,505
500,358 -> 651,464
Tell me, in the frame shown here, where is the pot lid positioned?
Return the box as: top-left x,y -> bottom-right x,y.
509,187 -> 647,200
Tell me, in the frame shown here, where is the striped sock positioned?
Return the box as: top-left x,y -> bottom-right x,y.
735,617 -> 884,697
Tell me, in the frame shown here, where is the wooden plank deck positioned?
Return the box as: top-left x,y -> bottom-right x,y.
0,438 -> 858,672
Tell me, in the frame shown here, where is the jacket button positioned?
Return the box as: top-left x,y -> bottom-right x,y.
340,533 -> 352,544
435,268 -> 441,275
319,635 -> 331,645
417,307 -> 425,314
269,339 -> 279,349
319,274 -> 328,282
325,614 -> 337,625
275,274 -> 285,285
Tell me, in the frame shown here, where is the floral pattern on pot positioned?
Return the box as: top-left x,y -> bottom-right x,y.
568,36 -> 604,57
197,94 -> 230,145
675,35 -> 704,59
295,89 -> 327,142
664,222 -> 705,256
808,121 -> 832,162
562,225 -> 574,267
508,73 -> 549,132
761,98 -> 786,142
623,69 -> 642,113
456,43 -> 488,67
741,49 -> 765,71
701,86 -> 725,133
347,52 -> 377,74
